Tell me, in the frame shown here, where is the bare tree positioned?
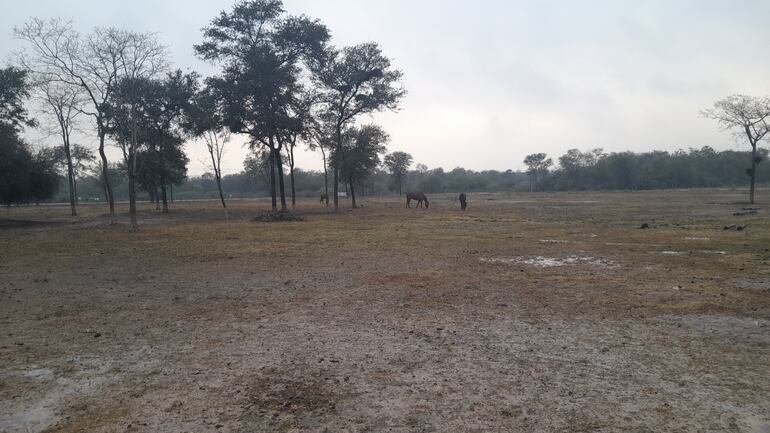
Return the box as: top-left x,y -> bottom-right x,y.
203,130 -> 230,218
702,95 -> 770,204
306,120 -> 334,208
36,80 -> 83,216
14,19 -> 141,222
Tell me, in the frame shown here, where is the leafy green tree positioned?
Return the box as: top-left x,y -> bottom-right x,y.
523,153 -> 552,192
312,42 -> 405,211
383,151 -> 413,196
134,139 -> 189,209
195,0 -> 329,212
0,66 -> 58,205
332,125 -> 388,208
0,67 -> 36,132
139,70 -> 196,213
702,94 -> 770,204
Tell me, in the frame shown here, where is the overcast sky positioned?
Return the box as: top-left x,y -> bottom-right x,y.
2,0 -> 770,175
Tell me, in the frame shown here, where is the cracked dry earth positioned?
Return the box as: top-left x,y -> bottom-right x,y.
1,190 -> 769,433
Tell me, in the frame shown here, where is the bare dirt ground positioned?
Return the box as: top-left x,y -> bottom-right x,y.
1,189 -> 769,433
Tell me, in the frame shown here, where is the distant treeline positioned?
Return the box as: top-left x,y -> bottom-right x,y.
58,146 -> 767,203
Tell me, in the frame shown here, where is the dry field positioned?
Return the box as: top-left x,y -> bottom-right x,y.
1,189 -> 769,433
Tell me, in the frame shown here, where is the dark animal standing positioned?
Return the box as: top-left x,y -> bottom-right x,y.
320,194 -> 328,204
406,192 -> 429,208
459,192 -> 467,210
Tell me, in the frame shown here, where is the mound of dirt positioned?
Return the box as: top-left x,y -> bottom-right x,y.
252,211 -> 306,223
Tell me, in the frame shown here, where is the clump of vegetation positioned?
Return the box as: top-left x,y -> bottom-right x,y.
252,210 -> 306,223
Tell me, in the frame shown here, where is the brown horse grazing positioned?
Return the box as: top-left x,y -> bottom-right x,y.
406,192 -> 429,208
459,192 -> 467,210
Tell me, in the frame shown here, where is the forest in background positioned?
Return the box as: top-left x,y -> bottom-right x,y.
56,146 -> 769,204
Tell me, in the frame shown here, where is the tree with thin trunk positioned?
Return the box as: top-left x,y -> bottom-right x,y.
312,42 -> 405,212
702,95 -> 770,204
36,80 -> 83,216
103,36 -> 168,231
43,143 -> 95,209
524,153 -> 553,192
195,0 -> 329,213
15,19 -> 147,223
68,144 -> 96,204
383,151 -> 413,196
279,90 -> 315,208
305,119 -> 334,208
188,85 -> 230,217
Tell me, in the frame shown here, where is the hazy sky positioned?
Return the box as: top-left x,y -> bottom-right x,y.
2,0 -> 770,175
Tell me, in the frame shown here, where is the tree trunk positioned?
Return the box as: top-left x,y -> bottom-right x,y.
289,146 -> 296,208
216,174 -> 228,219
128,111 -> 139,232
349,177 -> 357,208
750,144 -> 757,204
321,146 -> 329,208
160,143 -> 169,213
128,153 -> 138,231
161,184 -> 168,213
333,124 -> 341,212
273,143 -> 287,211
209,149 -> 228,219
64,140 -> 77,217
57,116 -> 77,217
268,146 -> 277,211
98,127 -> 115,223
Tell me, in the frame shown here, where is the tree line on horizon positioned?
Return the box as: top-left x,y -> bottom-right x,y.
53,145 -> 769,204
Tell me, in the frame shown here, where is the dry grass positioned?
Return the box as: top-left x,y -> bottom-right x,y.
1,189 -> 769,432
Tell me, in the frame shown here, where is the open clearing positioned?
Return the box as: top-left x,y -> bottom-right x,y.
1,189 -> 769,432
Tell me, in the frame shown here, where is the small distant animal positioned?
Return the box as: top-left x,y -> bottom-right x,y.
406,192 -> 429,208
459,192 -> 467,210
320,194 -> 328,204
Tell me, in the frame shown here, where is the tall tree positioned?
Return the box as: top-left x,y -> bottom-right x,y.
36,81 -> 83,216
188,85 -> 231,218
524,153 -> 552,192
105,33 -> 167,230
195,0 -> 329,212
312,42 -> 406,212
702,95 -> 770,204
140,70 -> 196,213
280,90 -> 315,208
383,151 -> 413,196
